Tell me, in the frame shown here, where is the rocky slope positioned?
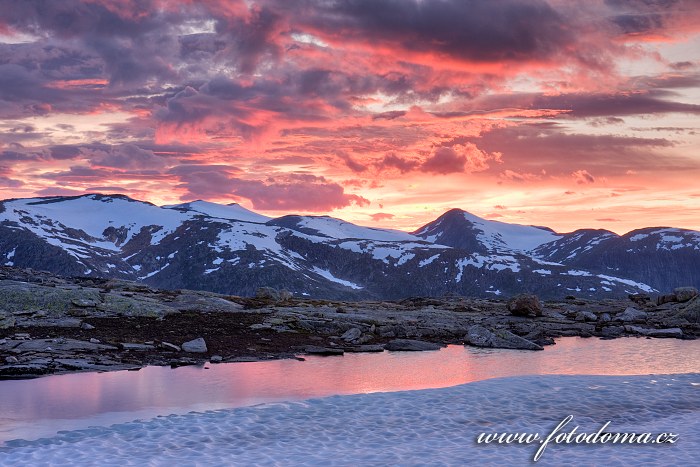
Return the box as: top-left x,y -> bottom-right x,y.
1,266 -> 698,378
0,194 -> 698,299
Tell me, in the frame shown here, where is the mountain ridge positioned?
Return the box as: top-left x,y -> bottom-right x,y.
0,193 -> 697,300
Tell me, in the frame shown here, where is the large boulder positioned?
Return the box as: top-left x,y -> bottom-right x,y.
575,311 -> 597,322
628,293 -> 651,305
384,339 -> 441,351
255,287 -> 277,300
507,294 -> 542,317
657,293 -> 678,306
181,337 -> 207,353
340,327 -> 362,342
615,307 -> 648,323
673,287 -> 698,303
680,296 -> 700,323
464,325 -> 543,351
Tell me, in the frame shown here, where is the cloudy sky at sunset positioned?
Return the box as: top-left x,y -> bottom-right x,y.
1,0 -> 699,233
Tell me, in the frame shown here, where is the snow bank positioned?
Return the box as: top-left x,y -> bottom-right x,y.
2,373 -> 697,466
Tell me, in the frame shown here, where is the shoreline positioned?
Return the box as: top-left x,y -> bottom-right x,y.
1,267 -> 699,379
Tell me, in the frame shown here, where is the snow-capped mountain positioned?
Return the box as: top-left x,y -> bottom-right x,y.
0,194 -> 696,299
533,227 -> 700,292
414,208 -> 560,254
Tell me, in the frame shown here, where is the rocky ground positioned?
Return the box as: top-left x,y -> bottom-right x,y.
1,266 -> 698,379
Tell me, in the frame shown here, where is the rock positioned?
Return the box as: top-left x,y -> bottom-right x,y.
384,339 -> 442,351
98,293 -> 175,318
575,311 -> 597,322
81,322 -> 95,330
304,345 -> 344,356
523,330 -> 555,346
464,325 -> 543,351
71,299 -> 97,308
89,338 -> 101,344
599,313 -> 612,323
0,314 -> 16,329
673,287 -> 698,303
278,289 -> 292,301
680,296 -> 700,323
181,337 -> 208,353
600,326 -> 624,338
615,307 -> 648,322
345,345 -> 385,353
159,341 -> 181,352
507,294 -> 542,317
625,326 -> 683,338
628,293 -> 651,305
210,355 -> 223,363
340,327 -> 362,342
355,334 -> 373,344
255,287 -> 292,302
13,338 -> 116,352
170,294 -> 244,313
5,356 -> 18,364
657,293 -> 678,306
121,343 -> 155,351
22,317 -> 82,328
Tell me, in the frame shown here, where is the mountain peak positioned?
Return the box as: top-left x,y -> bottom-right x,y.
415,208 -> 561,254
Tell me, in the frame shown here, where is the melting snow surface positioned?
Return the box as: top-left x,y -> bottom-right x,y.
1,374 -> 698,466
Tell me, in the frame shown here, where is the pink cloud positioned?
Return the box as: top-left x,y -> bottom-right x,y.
370,212 -> 394,221
572,169 -> 596,184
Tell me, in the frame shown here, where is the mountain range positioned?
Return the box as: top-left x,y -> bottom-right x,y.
1,194 -> 698,300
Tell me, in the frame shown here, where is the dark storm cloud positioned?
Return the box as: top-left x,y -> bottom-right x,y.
286,0 -> 575,63
533,91 -> 700,118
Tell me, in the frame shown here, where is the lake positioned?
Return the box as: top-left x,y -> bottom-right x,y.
1,336 -> 698,444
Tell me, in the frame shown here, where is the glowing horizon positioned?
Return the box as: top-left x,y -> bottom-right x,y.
1,0 -> 699,235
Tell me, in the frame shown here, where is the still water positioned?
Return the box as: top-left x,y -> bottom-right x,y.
1,336 -> 698,443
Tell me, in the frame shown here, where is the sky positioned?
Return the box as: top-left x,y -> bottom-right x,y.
1,0 -> 699,234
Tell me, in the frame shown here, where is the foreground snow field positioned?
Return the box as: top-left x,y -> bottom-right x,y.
2,373 -> 698,466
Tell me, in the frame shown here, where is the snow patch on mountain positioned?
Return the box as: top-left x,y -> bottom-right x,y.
291,216 -> 419,242
461,212 -> 560,253
312,267 -> 363,289
165,200 -> 271,224
596,274 -> 656,293
1,195 -> 193,250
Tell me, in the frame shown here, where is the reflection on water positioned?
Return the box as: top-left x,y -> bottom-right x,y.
0,336 -> 698,443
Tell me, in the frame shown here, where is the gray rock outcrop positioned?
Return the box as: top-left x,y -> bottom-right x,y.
384,339 -> 442,351
465,325 -> 543,351
615,307 -> 648,322
181,338 -> 208,353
